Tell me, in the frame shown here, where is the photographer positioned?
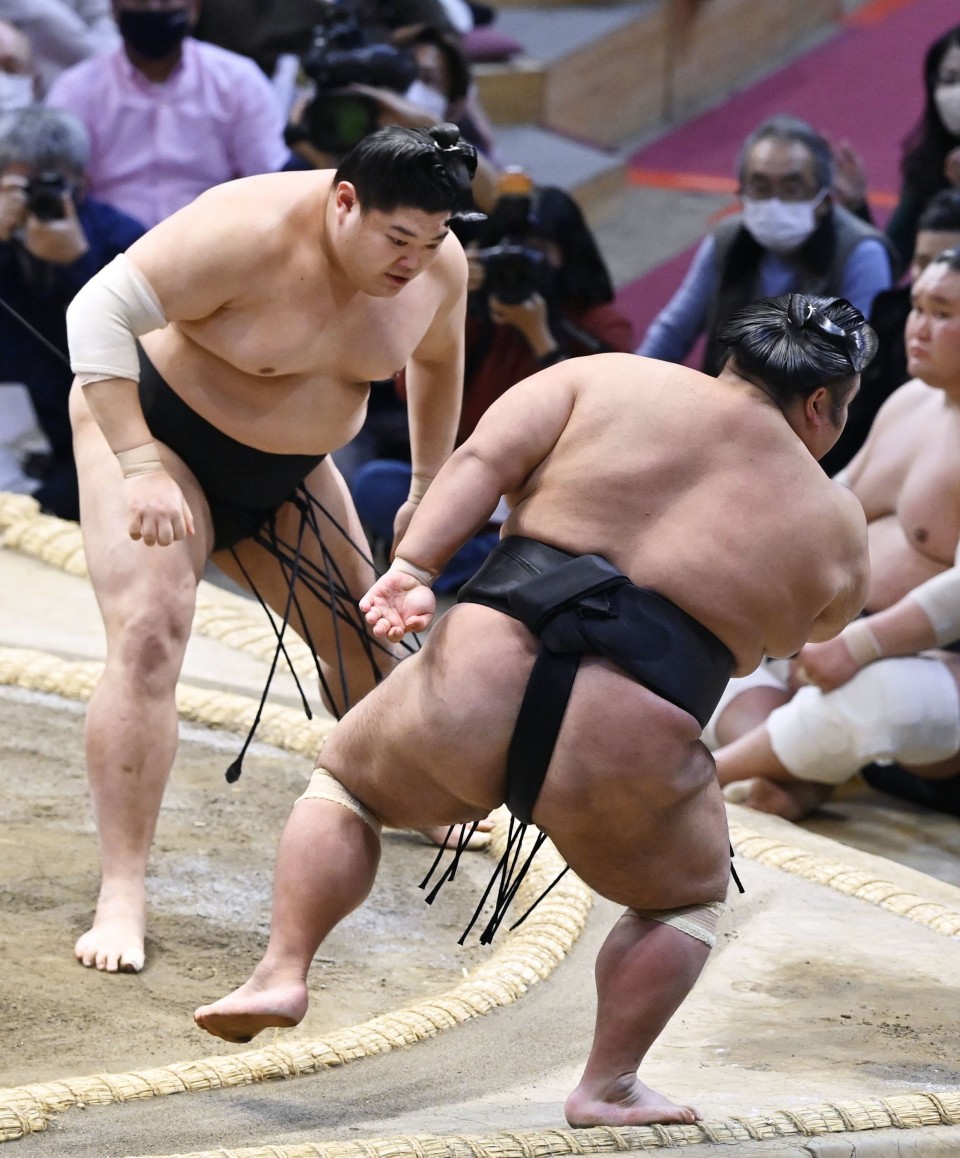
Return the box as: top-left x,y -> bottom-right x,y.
0,105 -> 144,519
283,0 -> 500,209
457,178 -> 635,438
348,178 -> 634,590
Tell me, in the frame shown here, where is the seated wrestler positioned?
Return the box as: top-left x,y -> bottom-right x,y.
194,293 -> 875,1127
708,248 -> 960,821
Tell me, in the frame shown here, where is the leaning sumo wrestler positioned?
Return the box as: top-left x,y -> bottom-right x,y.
196,295 -> 874,1127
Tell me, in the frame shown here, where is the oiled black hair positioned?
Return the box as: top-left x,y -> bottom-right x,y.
918,188 -> 960,233
334,122 -> 477,216
714,294 -> 878,410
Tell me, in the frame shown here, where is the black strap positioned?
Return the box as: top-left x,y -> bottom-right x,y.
505,647 -> 581,824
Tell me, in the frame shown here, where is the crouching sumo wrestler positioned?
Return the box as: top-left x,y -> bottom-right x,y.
195,294 -> 874,1127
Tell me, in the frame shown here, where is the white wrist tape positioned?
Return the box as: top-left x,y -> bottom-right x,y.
116,442 -> 163,478
406,473 -> 433,504
840,619 -> 882,666
390,555 -> 435,587
66,253 -> 167,385
908,557 -> 960,646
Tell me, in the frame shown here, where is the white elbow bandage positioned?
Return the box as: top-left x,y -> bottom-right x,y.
766,656 -> 960,785
908,554 -> 960,646
66,253 -> 167,385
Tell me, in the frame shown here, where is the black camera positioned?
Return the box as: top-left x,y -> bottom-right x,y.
26,173 -> 68,222
288,0 -> 418,155
476,244 -> 552,305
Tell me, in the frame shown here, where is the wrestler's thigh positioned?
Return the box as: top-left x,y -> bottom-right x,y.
70,385 -> 214,624
901,653 -> 960,780
535,665 -> 731,908
216,457 -> 397,699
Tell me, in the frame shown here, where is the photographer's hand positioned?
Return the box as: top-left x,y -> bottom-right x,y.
24,191 -> 90,265
0,179 -> 28,242
488,292 -> 559,360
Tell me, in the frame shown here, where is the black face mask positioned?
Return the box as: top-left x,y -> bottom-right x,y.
118,7 -> 191,60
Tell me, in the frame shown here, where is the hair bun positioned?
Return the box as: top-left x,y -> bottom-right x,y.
428,122 -> 461,149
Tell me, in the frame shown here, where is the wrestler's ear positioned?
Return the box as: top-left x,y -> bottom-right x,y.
334,181 -> 358,220
804,386 -> 831,429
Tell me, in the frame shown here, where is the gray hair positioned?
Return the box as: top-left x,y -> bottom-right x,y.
0,105 -> 90,178
737,114 -> 833,191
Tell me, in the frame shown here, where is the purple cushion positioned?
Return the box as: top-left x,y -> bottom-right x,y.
462,27 -> 524,62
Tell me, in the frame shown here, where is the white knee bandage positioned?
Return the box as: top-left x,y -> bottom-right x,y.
65,253 -> 167,384
701,660 -> 791,750
296,767 -> 382,836
767,656 -> 960,785
630,901 -> 725,948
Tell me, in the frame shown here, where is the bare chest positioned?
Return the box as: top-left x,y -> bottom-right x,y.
895,435 -> 960,565
184,278 -> 436,383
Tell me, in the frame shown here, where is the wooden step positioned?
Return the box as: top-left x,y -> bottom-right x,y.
475,0 -> 844,146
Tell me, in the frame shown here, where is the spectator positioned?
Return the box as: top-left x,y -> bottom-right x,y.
638,115 -> 894,373
0,19 -> 39,112
0,104 -> 143,519
707,248 -> 960,821
0,1 -> 119,90
822,187 -> 960,475
347,179 -> 635,590
45,0 -> 289,229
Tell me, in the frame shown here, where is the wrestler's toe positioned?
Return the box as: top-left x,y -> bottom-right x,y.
119,948 -> 146,973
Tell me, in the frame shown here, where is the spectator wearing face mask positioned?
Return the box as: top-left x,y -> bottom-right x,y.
637,115 -> 895,374
835,24 -> 960,276
0,20 -> 40,113
45,0 -> 290,229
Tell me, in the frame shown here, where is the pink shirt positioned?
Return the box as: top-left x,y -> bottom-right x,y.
47,39 -> 289,229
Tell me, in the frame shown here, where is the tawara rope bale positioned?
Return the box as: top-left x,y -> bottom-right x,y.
116,1091 -> 960,1158
0,645 -> 591,1141
729,821 -> 960,939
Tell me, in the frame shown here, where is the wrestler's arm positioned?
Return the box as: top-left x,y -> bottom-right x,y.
392,239 -> 468,546
67,186 -> 276,544
361,362 -> 578,639
796,489 -> 950,689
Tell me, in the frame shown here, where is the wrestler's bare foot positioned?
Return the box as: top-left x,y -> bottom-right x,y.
75,883 -> 147,973
565,1075 -> 701,1128
415,818 -> 494,850
194,967 -> 308,1044
723,777 -> 831,821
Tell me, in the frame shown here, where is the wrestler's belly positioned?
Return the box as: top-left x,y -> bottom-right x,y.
140,330 -> 370,455
866,515 -> 949,611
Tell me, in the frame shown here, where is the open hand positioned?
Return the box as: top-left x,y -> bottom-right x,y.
360,569 -> 436,641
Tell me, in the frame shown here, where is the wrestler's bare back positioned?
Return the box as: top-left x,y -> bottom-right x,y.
85,170 -> 465,455
322,354 -> 865,909
844,378 -> 960,610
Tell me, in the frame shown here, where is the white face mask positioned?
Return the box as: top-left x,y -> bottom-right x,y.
935,84 -> 960,136
741,188 -> 828,254
0,72 -> 33,113
405,79 -> 449,122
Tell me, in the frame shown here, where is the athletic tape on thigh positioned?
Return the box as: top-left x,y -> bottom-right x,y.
767,656 -> 960,785
629,901 -> 725,948
701,659 -> 791,750
296,767 -> 382,836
